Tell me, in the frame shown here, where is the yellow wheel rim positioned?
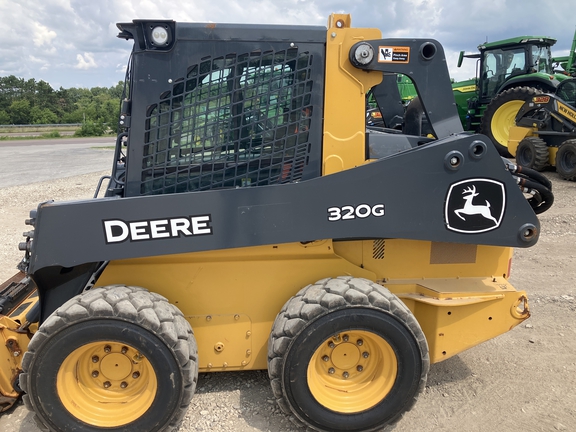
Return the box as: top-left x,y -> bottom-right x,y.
307,331 -> 398,413
490,99 -> 525,147
57,341 -> 158,427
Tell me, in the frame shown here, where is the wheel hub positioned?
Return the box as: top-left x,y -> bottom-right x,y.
331,342 -> 361,370
307,330 -> 398,413
491,100 -> 525,147
100,352 -> 132,381
57,341 -> 158,427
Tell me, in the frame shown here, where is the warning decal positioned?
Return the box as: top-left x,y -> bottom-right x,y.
378,46 -> 410,63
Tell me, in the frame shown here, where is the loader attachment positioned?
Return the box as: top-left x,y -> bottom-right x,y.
0,273 -> 38,411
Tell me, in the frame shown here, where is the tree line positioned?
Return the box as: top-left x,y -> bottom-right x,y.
0,75 -> 123,133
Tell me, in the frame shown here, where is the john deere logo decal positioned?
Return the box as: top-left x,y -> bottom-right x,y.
445,179 -> 505,233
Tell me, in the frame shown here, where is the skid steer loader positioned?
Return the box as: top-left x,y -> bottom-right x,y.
508,77 -> 576,180
0,14 -> 554,432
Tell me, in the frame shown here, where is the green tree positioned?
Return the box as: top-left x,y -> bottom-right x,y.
9,99 -> 31,124
0,110 -> 10,124
30,106 -> 58,124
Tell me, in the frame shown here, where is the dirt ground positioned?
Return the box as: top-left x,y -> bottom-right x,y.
0,161 -> 575,432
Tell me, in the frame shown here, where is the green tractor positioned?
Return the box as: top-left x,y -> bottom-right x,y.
452,35 -> 571,155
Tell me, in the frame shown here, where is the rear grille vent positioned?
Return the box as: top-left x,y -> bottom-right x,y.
140,48 -> 315,195
372,239 -> 386,260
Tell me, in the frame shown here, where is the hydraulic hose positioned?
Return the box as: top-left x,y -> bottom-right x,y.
502,158 -> 554,214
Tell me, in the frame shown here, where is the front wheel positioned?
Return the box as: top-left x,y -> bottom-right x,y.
516,137 -> 549,171
20,285 -> 198,432
556,139 -> 576,181
268,277 -> 429,432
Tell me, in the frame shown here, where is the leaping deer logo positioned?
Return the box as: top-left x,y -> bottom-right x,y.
454,185 -> 498,225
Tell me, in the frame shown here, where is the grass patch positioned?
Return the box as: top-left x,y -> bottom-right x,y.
0,134 -> 70,141
0,125 -> 79,133
41,131 -> 61,138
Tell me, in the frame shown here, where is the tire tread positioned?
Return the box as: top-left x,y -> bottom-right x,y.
20,285 -> 198,432
267,277 -> 429,432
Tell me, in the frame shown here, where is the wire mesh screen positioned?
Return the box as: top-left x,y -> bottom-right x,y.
141,48 -> 315,195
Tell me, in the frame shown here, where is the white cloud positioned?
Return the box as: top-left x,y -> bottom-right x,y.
0,0 -> 573,89
75,53 -> 97,70
32,22 -> 57,47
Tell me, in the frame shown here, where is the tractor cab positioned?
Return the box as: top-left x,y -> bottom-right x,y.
459,36 -> 561,104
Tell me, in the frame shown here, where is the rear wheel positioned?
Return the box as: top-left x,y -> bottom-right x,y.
556,139 -> 576,181
480,87 -> 543,156
268,277 -> 429,432
516,137 -> 549,171
20,285 -> 198,432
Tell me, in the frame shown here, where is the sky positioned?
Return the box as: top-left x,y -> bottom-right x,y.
1,0 -> 574,90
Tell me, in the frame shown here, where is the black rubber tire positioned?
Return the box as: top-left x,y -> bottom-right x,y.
480,87 -> 542,157
268,277 -> 429,432
556,139 -> 576,181
516,137 -> 549,171
20,285 -> 198,432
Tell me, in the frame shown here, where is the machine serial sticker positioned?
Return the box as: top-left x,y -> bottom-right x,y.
445,179 -> 505,234
378,46 -> 410,63
558,101 -> 576,122
103,215 -> 213,243
327,204 -> 385,221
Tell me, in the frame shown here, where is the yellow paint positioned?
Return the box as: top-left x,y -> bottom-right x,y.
0,291 -> 38,402
491,99 -> 526,147
323,14 -> 382,174
549,146 -> 558,166
96,241 -> 377,372
188,314 -> 252,370
96,238 -> 521,369
453,85 -> 477,93
57,341 -> 157,427
507,126 -> 533,156
390,278 -> 529,363
307,330 -> 397,412
558,101 -> 576,123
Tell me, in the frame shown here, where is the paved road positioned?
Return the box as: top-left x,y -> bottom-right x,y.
0,137 -> 115,188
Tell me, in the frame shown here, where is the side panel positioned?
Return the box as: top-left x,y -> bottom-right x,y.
27,133 -> 540,275
95,239 -> 526,369
95,241 -> 376,371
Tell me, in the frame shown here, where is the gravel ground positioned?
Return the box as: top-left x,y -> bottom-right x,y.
1,153 -> 575,432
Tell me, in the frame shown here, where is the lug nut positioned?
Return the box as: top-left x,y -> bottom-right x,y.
343,372 -> 349,379
132,372 -> 140,379
121,346 -> 128,354
103,381 -> 111,388
357,339 -> 363,346
104,345 -> 111,353
92,371 -> 99,378
322,355 -> 330,362
357,365 -> 363,372
120,382 -> 128,389
362,351 -> 369,358
328,342 -> 335,349
343,335 -> 349,342
328,368 -> 335,374
92,356 -> 99,363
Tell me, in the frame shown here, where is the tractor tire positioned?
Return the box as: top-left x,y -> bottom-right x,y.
480,86 -> 542,157
516,137 -> 549,171
20,285 -> 198,432
556,139 -> 576,181
268,277 -> 429,432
